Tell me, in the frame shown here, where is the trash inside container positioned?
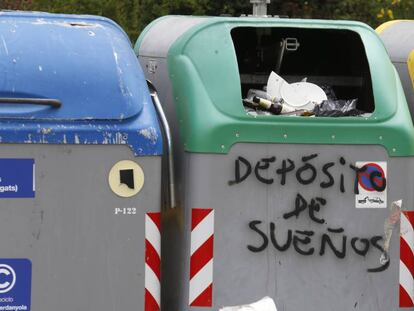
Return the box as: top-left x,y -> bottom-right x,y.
0,12 -> 164,311
136,16 -> 414,311
377,20 -> 414,122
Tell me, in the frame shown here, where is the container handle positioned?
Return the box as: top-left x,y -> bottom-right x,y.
147,80 -> 176,209
0,97 -> 62,108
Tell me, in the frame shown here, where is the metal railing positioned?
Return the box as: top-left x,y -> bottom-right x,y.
147,80 -> 176,209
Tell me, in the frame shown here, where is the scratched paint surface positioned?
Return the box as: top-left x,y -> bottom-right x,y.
0,11 -> 143,120
0,12 -> 162,156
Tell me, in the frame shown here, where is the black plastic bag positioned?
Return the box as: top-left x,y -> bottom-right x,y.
320,85 -> 337,101
313,99 -> 363,117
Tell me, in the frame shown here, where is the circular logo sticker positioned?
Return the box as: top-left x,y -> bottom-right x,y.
0,264 -> 16,294
108,160 -> 144,198
358,162 -> 386,192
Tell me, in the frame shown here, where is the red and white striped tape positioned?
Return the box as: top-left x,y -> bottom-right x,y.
145,212 -> 161,311
189,208 -> 215,307
400,211 -> 414,307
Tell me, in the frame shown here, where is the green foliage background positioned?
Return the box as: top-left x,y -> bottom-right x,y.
0,0 -> 413,41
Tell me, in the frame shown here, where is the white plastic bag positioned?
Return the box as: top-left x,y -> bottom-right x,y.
219,296 -> 277,311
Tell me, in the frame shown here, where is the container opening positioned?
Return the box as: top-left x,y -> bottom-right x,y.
231,27 -> 375,117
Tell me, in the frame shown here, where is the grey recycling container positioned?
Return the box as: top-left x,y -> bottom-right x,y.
0,12 -> 163,311
377,20 -> 414,121
136,16 -> 414,311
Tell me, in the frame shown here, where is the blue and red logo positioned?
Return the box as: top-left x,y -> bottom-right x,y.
358,163 -> 386,192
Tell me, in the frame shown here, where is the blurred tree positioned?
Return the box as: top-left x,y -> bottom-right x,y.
2,0 -> 142,41
0,0 -> 32,10
0,0 -> 413,40
374,0 -> 414,24
202,0 -> 251,16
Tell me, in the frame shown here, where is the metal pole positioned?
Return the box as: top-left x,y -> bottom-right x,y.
251,0 -> 271,17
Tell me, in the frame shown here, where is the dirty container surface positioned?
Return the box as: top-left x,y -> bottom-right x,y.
0,11 -> 162,311
136,16 -> 414,311
377,20 -> 414,122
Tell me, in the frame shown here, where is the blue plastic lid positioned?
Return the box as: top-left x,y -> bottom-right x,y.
0,12 -> 163,156
0,12 -> 144,120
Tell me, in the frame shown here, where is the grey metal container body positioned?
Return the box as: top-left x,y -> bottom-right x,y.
153,141 -> 412,311
176,144 -> 411,311
0,144 -> 161,310
137,16 -> 412,311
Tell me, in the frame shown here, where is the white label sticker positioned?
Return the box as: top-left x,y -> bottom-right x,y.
355,161 -> 387,208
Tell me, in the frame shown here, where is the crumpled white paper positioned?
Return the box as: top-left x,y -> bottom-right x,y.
266,71 -> 326,111
219,296 -> 277,311
380,199 -> 402,264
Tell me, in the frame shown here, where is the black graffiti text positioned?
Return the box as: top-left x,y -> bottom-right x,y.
247,220 -> 389,273
228,155 -> 386,195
